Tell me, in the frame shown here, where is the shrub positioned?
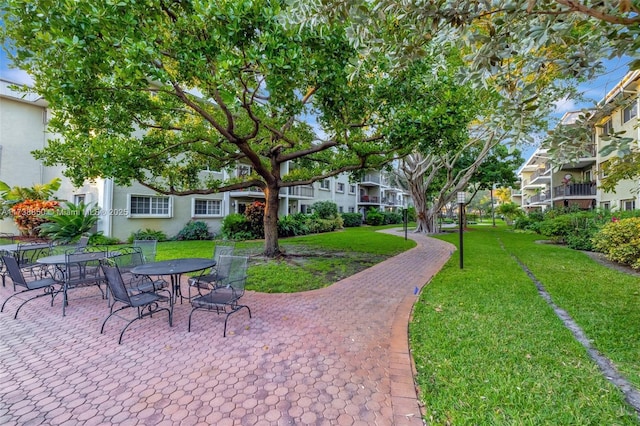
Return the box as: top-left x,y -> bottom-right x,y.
383,212 -> 403,225
127,228 -> 167,243
365,209 -> 385,226
10,199 -> 60,237
176,221 -> 212,240
592,217 -> 640,269
538,215 -> 573,242
341,212 -> 363,227
38,201 -> 99,244
311,201 -> 338,219
88,231 -> 120,245
221,213 -> 257,240
244,201 -> 265,238
278,213 -> 309,237
308,217 -> 340,233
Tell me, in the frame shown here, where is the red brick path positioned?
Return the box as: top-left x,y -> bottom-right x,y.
0,230 -> 453,425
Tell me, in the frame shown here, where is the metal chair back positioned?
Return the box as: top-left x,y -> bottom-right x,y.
133,240 -> 157,263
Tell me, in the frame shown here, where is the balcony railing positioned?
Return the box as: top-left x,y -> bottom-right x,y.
282,186 -> 314,197
360,174 -> 381,184
360,195 -> 380,203
382,197 -> 401,205
553,182 -> 596,197
526,191 -> 551,204
531,167 -> 550,181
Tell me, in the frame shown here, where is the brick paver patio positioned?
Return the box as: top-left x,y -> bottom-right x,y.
0,230 -> 453,425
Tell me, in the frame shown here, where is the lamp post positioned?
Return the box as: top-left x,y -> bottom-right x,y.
458,191 -> 466,269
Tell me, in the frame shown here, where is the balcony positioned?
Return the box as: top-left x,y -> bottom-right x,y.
229,186 -> 264,198
360,195 -> 380,203
553,182 -> 596,197
360,174 -> 381,186
529,167 -> 551,185
281,186 -> 314,198
525,191 -> 551,205
382,197 -> 402,206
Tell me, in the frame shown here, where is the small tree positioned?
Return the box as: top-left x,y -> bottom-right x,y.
496,202 -> 524,225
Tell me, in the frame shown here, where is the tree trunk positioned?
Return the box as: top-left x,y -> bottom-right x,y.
262,184 -> 281,257
409,172 -> 430,233
423,204 -> 440,233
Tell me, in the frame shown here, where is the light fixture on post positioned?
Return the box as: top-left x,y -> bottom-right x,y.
457,192 -> 466,269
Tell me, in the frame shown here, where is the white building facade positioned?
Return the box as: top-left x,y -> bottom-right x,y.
0,79 -> 410,241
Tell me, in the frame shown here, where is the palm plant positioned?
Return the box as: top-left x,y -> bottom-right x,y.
38,201 -> 99,243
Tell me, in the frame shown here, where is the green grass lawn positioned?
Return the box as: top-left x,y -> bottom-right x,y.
411,225 -> 640,424
153,226 -> 416,293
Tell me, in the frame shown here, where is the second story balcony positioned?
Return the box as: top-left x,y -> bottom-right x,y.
229,186 -> 264,199
281,186 -> 314,199
360,195 -> 380,204
553,182 -> 597,197
525,191 -> 551,205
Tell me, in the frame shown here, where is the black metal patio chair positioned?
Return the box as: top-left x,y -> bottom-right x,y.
108,247 -> 168,296
133,239 -> 157,263
100,263 -> 172,344
187,243 -> 235,299
0,255 -> 60,319
60,247 -> 107,316
188,255 -> 251,337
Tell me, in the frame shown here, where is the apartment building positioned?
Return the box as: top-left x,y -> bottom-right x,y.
518,71 -> 639,212
0,78 -> 410,241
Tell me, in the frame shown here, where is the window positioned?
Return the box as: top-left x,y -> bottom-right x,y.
622,199 -> 636,211
300,204 -> 310,214
237,164 -> 252,178
129,195 -> 172,217
74,194 -> 86,204
623,102 -> 638,123
348,207 -> 355,213
337,183 -> 345,193
338,206 -> 344,213
320,179 -> 330,190
601,202 -> 610,210
601,119 -> 612,135
598,160 -> 610,179
193,199 -> 221,217
349,184 -> 356,194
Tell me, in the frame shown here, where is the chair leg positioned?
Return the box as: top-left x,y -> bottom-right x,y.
100,305 -> 130,334
188,307 -> 198,332
223,305 -> 251,337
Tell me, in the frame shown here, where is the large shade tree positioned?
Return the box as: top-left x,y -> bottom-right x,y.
1,0 -> 430,257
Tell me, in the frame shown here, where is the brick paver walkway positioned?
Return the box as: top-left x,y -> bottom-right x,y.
0,231 -> 453,425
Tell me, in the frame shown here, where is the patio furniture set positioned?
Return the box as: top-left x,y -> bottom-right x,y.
0,239 -> 251,344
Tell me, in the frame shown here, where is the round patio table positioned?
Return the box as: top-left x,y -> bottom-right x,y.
131,258 -> 216,304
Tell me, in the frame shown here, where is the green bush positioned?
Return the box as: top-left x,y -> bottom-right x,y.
88,231 -> 120,245
341,212 -> 363,227
127,228 -> 168,243
221,213 -> 253,240
383,211 -> 403,225
308,217 -> 340,233
592,217 -> 640,269
538,215 -> 574,242
538,210 -> 608,250
365,209 -> 385,226
176,220 -> 212,240
311,201 -> 338,219
278,213 -> 310,237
